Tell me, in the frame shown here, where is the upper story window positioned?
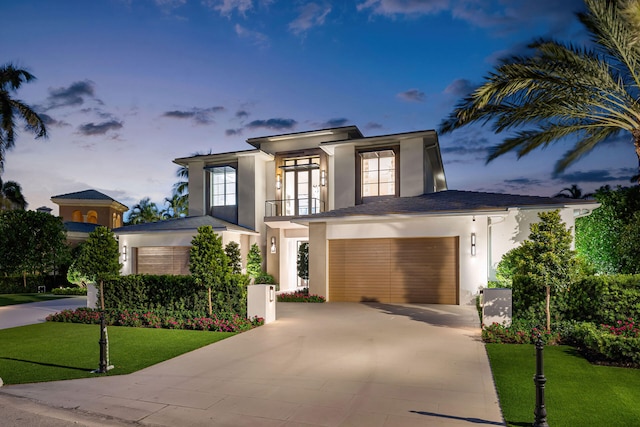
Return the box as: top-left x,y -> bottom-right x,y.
361,149 -> 396,198
209,166 -> 236,206
282,156 -> 321,216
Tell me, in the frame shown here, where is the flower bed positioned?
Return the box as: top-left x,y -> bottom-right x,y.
277,289 -> 325,303
46,307 -> 263,332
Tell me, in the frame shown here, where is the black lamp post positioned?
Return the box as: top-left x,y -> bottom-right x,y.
533,331 -> 549,427
98,311 -> 108,373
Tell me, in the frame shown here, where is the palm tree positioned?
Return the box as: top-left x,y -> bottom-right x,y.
126,197 -> 161,224
0,64 -> 47,172
162,193 -> 187,219
554,184 -> 593,199
171,151 -> 211,217
439,0 -> 640,180
0,178 -> 27,210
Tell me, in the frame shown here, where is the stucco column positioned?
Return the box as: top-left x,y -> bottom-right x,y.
308,222 -> 327,300
188,160 -> 206,216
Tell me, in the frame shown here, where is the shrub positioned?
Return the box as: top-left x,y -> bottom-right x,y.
47,307 -> 264,332
481,319 -> 560,344
52,287 -> 87,295
277,289 -> 325,303
254,272 -> 276,285
0,275 -> 70,293
573,321 -> 640,365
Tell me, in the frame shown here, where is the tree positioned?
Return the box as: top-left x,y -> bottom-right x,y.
189,225 -> 229,315
0,210 -> 70,281
0,64 -> 48,172
554,184 -> 592,199
0,178 -> 27,210
439,0 -> 640,179
575,185 -> 640,273
74,226 -> 121,308
498,210 -> 577,331
297,242 -> 309,285
162,193 -> 187,219
246,243 -> 262,280
225,241 -> 242,275
127,197 -> 161,224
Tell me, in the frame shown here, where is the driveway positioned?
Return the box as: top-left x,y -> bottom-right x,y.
0,296 -> 87,330
0,302 -> 504,426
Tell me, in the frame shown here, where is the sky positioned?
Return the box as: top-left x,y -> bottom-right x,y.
2,0 -> 637,215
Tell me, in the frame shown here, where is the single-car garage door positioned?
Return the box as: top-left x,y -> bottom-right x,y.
135,246 -> 191,275
329,237 -> 459,304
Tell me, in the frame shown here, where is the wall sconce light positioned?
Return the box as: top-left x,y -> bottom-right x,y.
471,233 -> 476,256
270,236 -> 277,254
276,174 -> 281,190
320,170 -> 326,186
123,245 -> 127,262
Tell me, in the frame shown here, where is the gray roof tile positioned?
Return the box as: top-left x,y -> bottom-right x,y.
113,215 -> 257,234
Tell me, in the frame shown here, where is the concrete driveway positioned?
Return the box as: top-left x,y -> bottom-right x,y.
1,302 -> 504,426
0,296 -> 87,330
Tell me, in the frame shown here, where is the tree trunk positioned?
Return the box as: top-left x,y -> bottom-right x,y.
545,285 -> 551,333
100,280 -> 105,311
208,287 -> 212,316
23,271 -> 26,288
633,129 -> 640,183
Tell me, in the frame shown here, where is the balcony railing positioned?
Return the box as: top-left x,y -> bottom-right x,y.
265,198 -> 324,217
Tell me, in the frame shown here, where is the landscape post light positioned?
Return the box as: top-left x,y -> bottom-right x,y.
533,331 -> 549,427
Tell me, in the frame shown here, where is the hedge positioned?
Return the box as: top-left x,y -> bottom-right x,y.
565,275 -> 640,324
572,321 -> 640,365
0,275 -> 71,294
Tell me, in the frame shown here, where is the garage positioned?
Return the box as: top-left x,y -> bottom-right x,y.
135,246 -> 191,275
329,237 -> 459,304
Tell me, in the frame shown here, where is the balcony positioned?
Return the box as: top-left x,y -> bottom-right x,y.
265,198 -> 324,217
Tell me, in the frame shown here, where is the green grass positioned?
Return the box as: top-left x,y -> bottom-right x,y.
0,322 -> 234,384
0,293 -> 71,307
486,344 -> 640,427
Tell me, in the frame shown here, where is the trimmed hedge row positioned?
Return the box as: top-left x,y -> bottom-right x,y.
573,321 -> 640,365
101,274 -> 250,317
565,275 -> 640,324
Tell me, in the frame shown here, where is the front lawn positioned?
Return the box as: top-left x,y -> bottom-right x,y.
0,293 -> 70,307
486,344 -> 640,427
0,322 -> 233,385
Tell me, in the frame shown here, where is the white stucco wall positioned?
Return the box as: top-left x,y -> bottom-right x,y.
399,137 -> 425,197
332,145 -> 356,210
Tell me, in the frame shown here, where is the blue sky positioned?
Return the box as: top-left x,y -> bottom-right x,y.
2,0 -> 637,214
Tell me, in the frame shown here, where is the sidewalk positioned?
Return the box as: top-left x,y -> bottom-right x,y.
0,302 -> 504,426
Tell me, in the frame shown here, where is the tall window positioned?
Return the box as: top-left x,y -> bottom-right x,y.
210,166 -> 236,206
361,149 -> 396,197
282,157 -> 320,216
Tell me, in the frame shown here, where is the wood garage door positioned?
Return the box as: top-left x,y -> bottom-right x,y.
329,237 -> 459,304
136,247 -> 191,275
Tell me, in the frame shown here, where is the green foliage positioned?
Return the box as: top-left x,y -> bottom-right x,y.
481,320 -> 559,344
225,241 -> 242,274
573,321 -> 640,365
297,242 -> 309,281
74,226 -> 121,282
277,289 -> 325,303
0,210 -> 70,277
189,226 -> 229,314
254,272 -> 276,285
575,185 -> 640,274
51,287 -> 87,295
565,274 -> 640,325
0,275 -> 66,293
246,243 -> 262,279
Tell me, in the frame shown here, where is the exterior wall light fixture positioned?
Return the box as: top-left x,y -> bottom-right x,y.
123,245 -> 127,262
270,236 -> 277,254
276,174 -> 281,190
320,169 -> 326,186
471,233 -> 476,256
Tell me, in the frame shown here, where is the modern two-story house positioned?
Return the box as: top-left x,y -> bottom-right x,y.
114,125 -> 598,305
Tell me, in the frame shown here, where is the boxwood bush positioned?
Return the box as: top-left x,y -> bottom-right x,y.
572,321 -> 640,365
565,275 -> 640,324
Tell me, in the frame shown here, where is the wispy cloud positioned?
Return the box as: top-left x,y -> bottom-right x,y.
289,3 -> 332,36
364,122 -> 383,130
205,0 -> 254,17
45,80 -> 98,110
443,78 -> 475,96
556,168 -> 637,183
319,118 -> 349,128
38,113 -> 71,128
77,120 -> 123,136
397,89 -> 425,102
357,0 -> 448,17
235,24 -> 270,47
225,128 -> 243,136
236,110 -> 250,119
162,106 -> 225,124
246,118 -> 297,131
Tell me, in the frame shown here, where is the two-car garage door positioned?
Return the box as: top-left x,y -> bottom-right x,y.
329,237 -> 459,304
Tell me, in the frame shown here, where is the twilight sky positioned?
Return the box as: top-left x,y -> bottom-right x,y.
2,0 -> 637,215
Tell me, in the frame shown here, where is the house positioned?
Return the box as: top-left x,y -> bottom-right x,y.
51,189 -> 128,245
114,126 -> 599,305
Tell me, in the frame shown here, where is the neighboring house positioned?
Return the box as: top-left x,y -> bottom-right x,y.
51,189 -> 128,245
114,125 -> 599,305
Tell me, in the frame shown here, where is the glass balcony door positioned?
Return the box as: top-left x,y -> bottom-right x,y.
283,157 -> 320,216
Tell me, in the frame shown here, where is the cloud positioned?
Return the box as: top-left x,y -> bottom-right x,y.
205,0 -> 253,16
236,110 -> 249,119
443,79 -> 475,96
235,24 -> 270,47
319,118 -> 350,128
77,120 -> 123,136
364,122 -> 383,130
556,168 -> 637,183
45,80 -> 97,110
226,128 -> 243,136
246,118 -> 297,131
154,0 -> 187,14
441,145 -> 489,157
397,89 -> 425,102
162,106 -> 225,124
37,113 -> 70,128
289,3 -> 332,36
357,0 -> 449,17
